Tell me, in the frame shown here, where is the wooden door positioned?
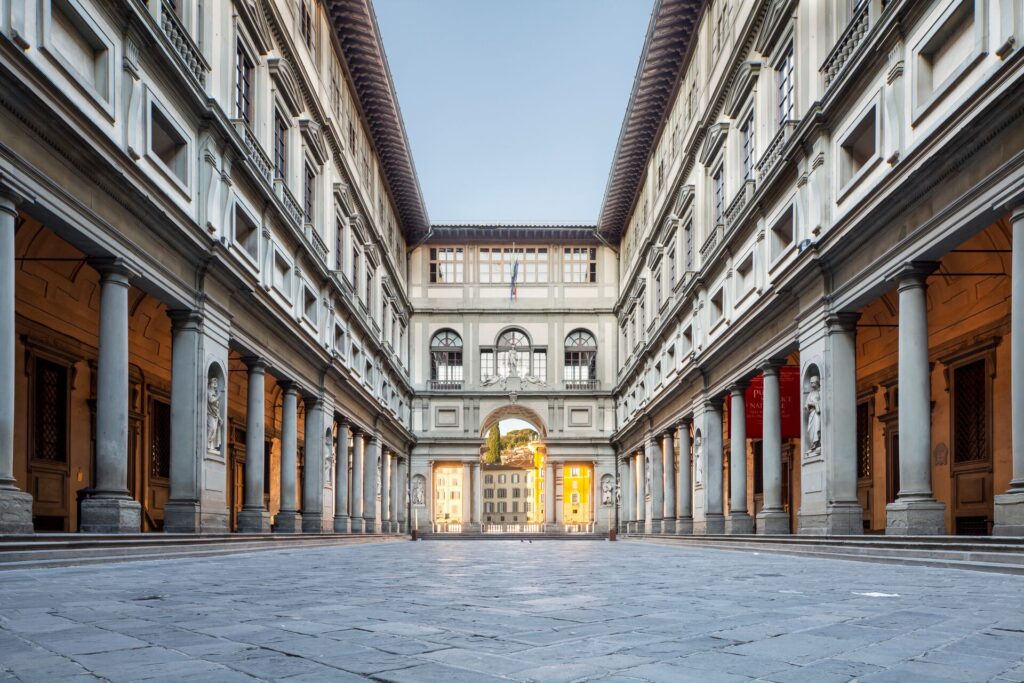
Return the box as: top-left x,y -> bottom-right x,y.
949,358 -> 993,535
27,355 -> 71,531
229,424 -> 246,532
146,395 -> 171,531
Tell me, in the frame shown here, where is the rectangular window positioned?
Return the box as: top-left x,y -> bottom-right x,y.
480,349 -> 495,379
563,247 -> 597,283
953,359 -> 988,463
235,42 -> 253,124
532,350 -> 546,382
32,358 -> 68,462
856,401 -> 872,480
273,111 -> 288,179
300,0 -> 313,49
741,111 -> 755,180
429,247 -> 464,283
150,399 -> 171,479
150,104 -> 188,184
478,247 -> 548,284
655,273 -> 662,309
668,247 -> 676,287
684,220 -> 694,270
777,44 -> 795,125
303,163 -> 315,224
712,166 -> 724,225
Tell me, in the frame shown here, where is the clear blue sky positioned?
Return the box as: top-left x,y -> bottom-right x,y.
373,0 -> 654,224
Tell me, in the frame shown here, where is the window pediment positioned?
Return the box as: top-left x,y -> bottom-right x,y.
268,55 -> 303,116
299,118 -> 329,165
725,62 -> 761,118
236,0 -> 273,54
699,123 -> 730,166
333,182 -> 353,214
755,0 -> 797,56
673,184 -> 695,217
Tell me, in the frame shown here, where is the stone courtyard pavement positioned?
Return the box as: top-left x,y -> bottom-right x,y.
2,540 -> 1024,683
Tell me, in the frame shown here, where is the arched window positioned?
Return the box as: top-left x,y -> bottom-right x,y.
430,330 -> 463,389
496,329 -> 530,378
564,330 -> 597,388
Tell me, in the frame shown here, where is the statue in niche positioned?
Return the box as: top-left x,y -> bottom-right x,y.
206,375 -> 222,453
507,343 -> 520,378
805,375 -> 822,452
376,458 -> 382,497
601,475 -> 614,506
324,432 -> 334,484
644,454 -> 651,499
693,433 -> 703,486
411,475 -> 425,506
614,481 -> 621,507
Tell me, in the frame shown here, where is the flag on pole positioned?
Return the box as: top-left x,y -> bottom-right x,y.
510,249 -> 519,302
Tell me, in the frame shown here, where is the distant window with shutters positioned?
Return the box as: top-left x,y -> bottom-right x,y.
563,247 -> 597,283
777,43 -> 795,125
429,247 -> 464,283
273,111 -> 288,179
235,42 -> 253,124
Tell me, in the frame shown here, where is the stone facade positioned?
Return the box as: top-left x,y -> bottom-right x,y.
1,0 -> 1022,538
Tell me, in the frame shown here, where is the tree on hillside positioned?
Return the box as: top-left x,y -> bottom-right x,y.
484,424 -> 502,464
502,428 -> 539,450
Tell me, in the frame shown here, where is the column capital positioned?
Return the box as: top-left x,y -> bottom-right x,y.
0,192 -> 20,217
703,396 -> 724,410
661,427 -> 675,438
278,379 -> 300,395
302,393 -> 324,409
89,257 -> 136,285
336,416 -> 350,428
826,312 -> 860,333
167,308 -> 203,331
1009,203 -> 1024,223
242,356 -> 267,373
350,425 -> 363,437
759,357 -> 789,374
677,415 -> 693,428
893,261 -> 939,288
728,381 -> 748,396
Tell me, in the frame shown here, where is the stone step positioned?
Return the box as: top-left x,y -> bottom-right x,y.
631,532 -> 1024,551
633,536 -> 1024,575
418,533 -> 605,541
0,534 -> 404,571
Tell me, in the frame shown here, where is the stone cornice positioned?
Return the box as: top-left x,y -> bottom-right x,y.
327,0 -> 430,243
596,0 -> 706,244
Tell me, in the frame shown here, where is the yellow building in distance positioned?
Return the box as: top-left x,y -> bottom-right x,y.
563,463 -> 592,526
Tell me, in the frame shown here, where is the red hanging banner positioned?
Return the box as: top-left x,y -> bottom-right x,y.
728,366 -> 801,439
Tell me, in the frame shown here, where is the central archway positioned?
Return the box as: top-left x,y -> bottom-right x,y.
479,404 -> 548,439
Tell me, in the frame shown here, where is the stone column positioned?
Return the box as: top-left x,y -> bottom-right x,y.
391,455 -> 402,532
471,462 -> 481,530
461,462 -> 472,530
363,434 -> 379,533
676,420 -> 693,534
726,384 -> 753,534
81,260 -> 141,533
163,310 -> 202,533
380,449 -> 392,533
545,461 -> 556,527
757,363 -> 790,533
887,264 -> 945,534
0,193 -> 32,533
275,382 -> 301,532
995,206 -> 1024,535
624,453 -> 634,532
647,436 -> 663,534
350,428 -> 364,532
301,396 -> 327,533
333,420 -> 350,532
826,314 -> 865,533
634,451 -> 645,530
237,358 -> 269,532
662,430 -> 676,534
703,398 -> 725,534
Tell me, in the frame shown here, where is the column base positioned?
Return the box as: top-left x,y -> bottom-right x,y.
333,515 -> 350,534
702,513 -> 725,534
725,512 -> 754,534
675,517 -> 693,535
302,514 -> 328,534
201,511 -> 230,534
236,508 -> 270,533
274,510 -> 302,533
756,509 -> 791,535
350,517 -> 365,533
994,490 -> 1024,536
661,519 -> 675,534
163,500 -> 201,534
363,517 -> 376,534
0,488 -> 34,534
80,496 -> 141,533
886,498 -> 946,535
